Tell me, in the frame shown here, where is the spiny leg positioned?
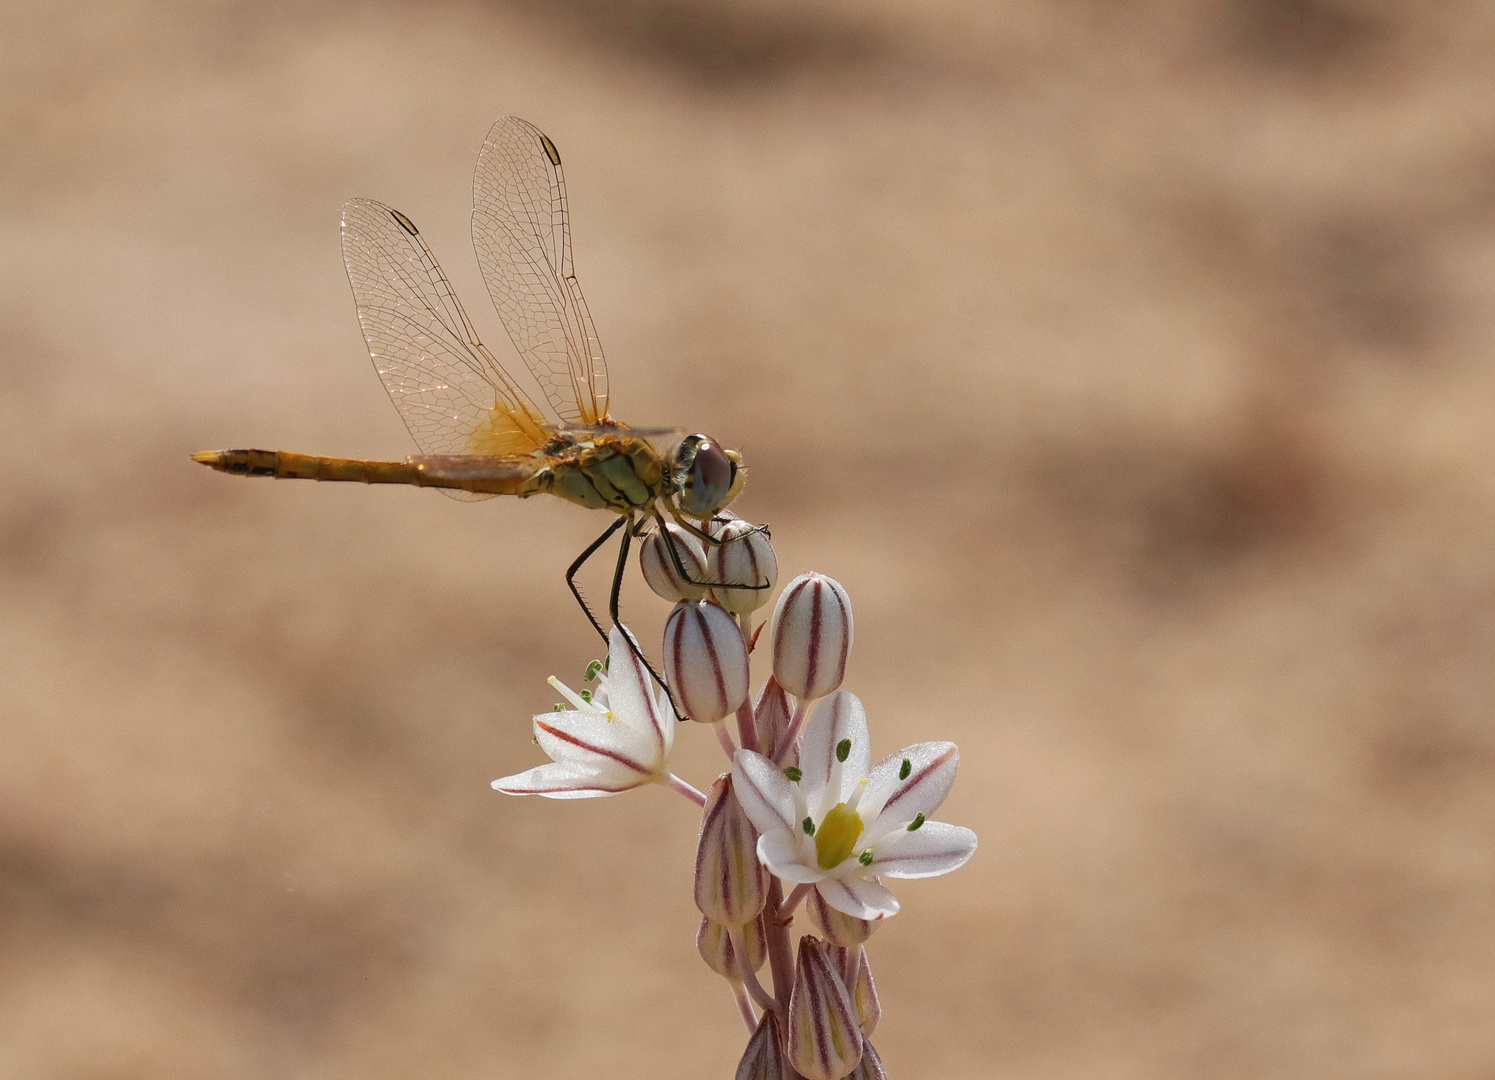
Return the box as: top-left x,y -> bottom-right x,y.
567,514 -> 627,645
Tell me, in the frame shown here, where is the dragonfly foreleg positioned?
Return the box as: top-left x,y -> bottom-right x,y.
654,510 -> 774,594
567,515 -> 627,644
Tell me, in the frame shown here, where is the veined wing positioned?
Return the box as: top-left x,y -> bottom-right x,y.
341,198 -> 551,501
471,116 -> 609,427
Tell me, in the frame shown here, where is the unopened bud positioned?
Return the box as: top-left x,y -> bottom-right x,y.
735,1011 -> 793,1080
640,523 -> 709,602
754,676 -> 793,761
695,774 -> 767,926
696,915 -> 767,980
709,517 -> 778,615
786,935 -> 863,1080
826,944 -> 880,1036
770,573 -> 853,701
807,886 -> 878,947
846,1038 -> 887,1080
664,599 -> 750,723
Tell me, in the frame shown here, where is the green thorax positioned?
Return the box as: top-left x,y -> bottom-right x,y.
545,434 -> 666,513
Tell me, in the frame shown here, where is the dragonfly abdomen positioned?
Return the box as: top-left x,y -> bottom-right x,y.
192,449 -> 541,495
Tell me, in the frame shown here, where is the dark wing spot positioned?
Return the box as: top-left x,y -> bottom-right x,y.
540,134 -> 562,167
388,209 -> 420,236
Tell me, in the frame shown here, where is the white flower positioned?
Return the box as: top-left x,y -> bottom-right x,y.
492,625 -> 676,799
732,691 -> 977,920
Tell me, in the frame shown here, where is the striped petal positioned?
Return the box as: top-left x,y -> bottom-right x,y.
860,741 -> 959,842
758,829 -> 827,884
867,821 -> 978,879
491,760 -> 645,799
800,692 -> 870,811
732,749 -> 798,835
815,876 -> 899,921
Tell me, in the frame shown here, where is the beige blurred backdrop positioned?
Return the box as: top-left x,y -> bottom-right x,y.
4,1 -> 1495,1077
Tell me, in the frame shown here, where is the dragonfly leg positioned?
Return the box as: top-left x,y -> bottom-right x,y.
604,512 -> 690,721
567,514 -> 627,644
657,508 -> 774,593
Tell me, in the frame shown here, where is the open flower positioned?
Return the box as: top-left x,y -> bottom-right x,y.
492,625 -> 676,799
732,691 -> 977,920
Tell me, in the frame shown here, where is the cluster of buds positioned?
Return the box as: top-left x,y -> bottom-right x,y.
493,515 -> 977,1077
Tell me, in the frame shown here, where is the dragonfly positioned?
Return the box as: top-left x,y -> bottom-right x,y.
194,116 -> 766,688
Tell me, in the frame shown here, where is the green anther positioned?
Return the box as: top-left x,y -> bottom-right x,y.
859,849 -> 875,866
602,654 -> 610,672
815,802 -> 865,870
899,758 -> 912,781
836,738 -> 852,763
585,660 -> 603,681
578,688 -> 593,703
802,817 -> 816,836
552,703 -> 565,712
783,766 -> 803,782
907,812 -> 926,831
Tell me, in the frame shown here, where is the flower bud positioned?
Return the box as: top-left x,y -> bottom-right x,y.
753,676 -> 793,762
807,886 -> 878,947
664,599 -> 749,723
708,517 -> 778,615
826,944 -> 880,1036
786,935 -> 863,1080
639,522 -> 709,602
846,1039 -> 887,1080
696,915 -> 767,980
735,1011 -> 794,1080
695,774 -> 767,926
770,573 -> 853,701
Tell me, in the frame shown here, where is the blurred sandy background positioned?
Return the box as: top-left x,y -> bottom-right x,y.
4,0 -> 1495,1076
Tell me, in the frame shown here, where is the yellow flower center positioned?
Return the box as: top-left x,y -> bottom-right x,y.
814,802 -> 864,870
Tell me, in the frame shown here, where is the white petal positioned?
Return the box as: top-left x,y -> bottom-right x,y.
868,822 -> 978,878
758,830 -> 827,883
604,625 -> 670,756
732,749 -> 799,834
533,711 -> 659,778
860,742 -> 959,838
816,876 -> 900,920
799,691 -> 870,808
491,761 -> 645,798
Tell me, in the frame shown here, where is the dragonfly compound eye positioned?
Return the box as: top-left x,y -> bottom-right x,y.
677,434 -> 736,517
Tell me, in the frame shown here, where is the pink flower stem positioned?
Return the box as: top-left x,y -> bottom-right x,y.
777,882 -> 812,923
732,925 -> 780,1016
732,983 -> 758,1034
666,773 -> 707,807
845,946 -> 862,999
773,699 -> 811,766
762,878 -> 797,1016
713,720 -> 738,761
735,615 -> 759,753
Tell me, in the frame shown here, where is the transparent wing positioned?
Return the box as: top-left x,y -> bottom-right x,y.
471,116 -> 609,427
341,198 -> 551,501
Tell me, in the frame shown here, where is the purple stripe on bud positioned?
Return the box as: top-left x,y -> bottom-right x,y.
697,915 -> 767,981
825,944 -> 880,1036
665,599 -> 749,723
695,774 -> 768,926
770,573 -> 853,701
734,1010 -> 794,1080
846,1038 -> 888,1080
754,676 -> 793,762
709,517 -> 778,615
639,523 -> 709,602
786,936 -> 863,1080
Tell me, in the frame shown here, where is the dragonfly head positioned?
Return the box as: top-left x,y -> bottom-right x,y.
673,434 -> 744,519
